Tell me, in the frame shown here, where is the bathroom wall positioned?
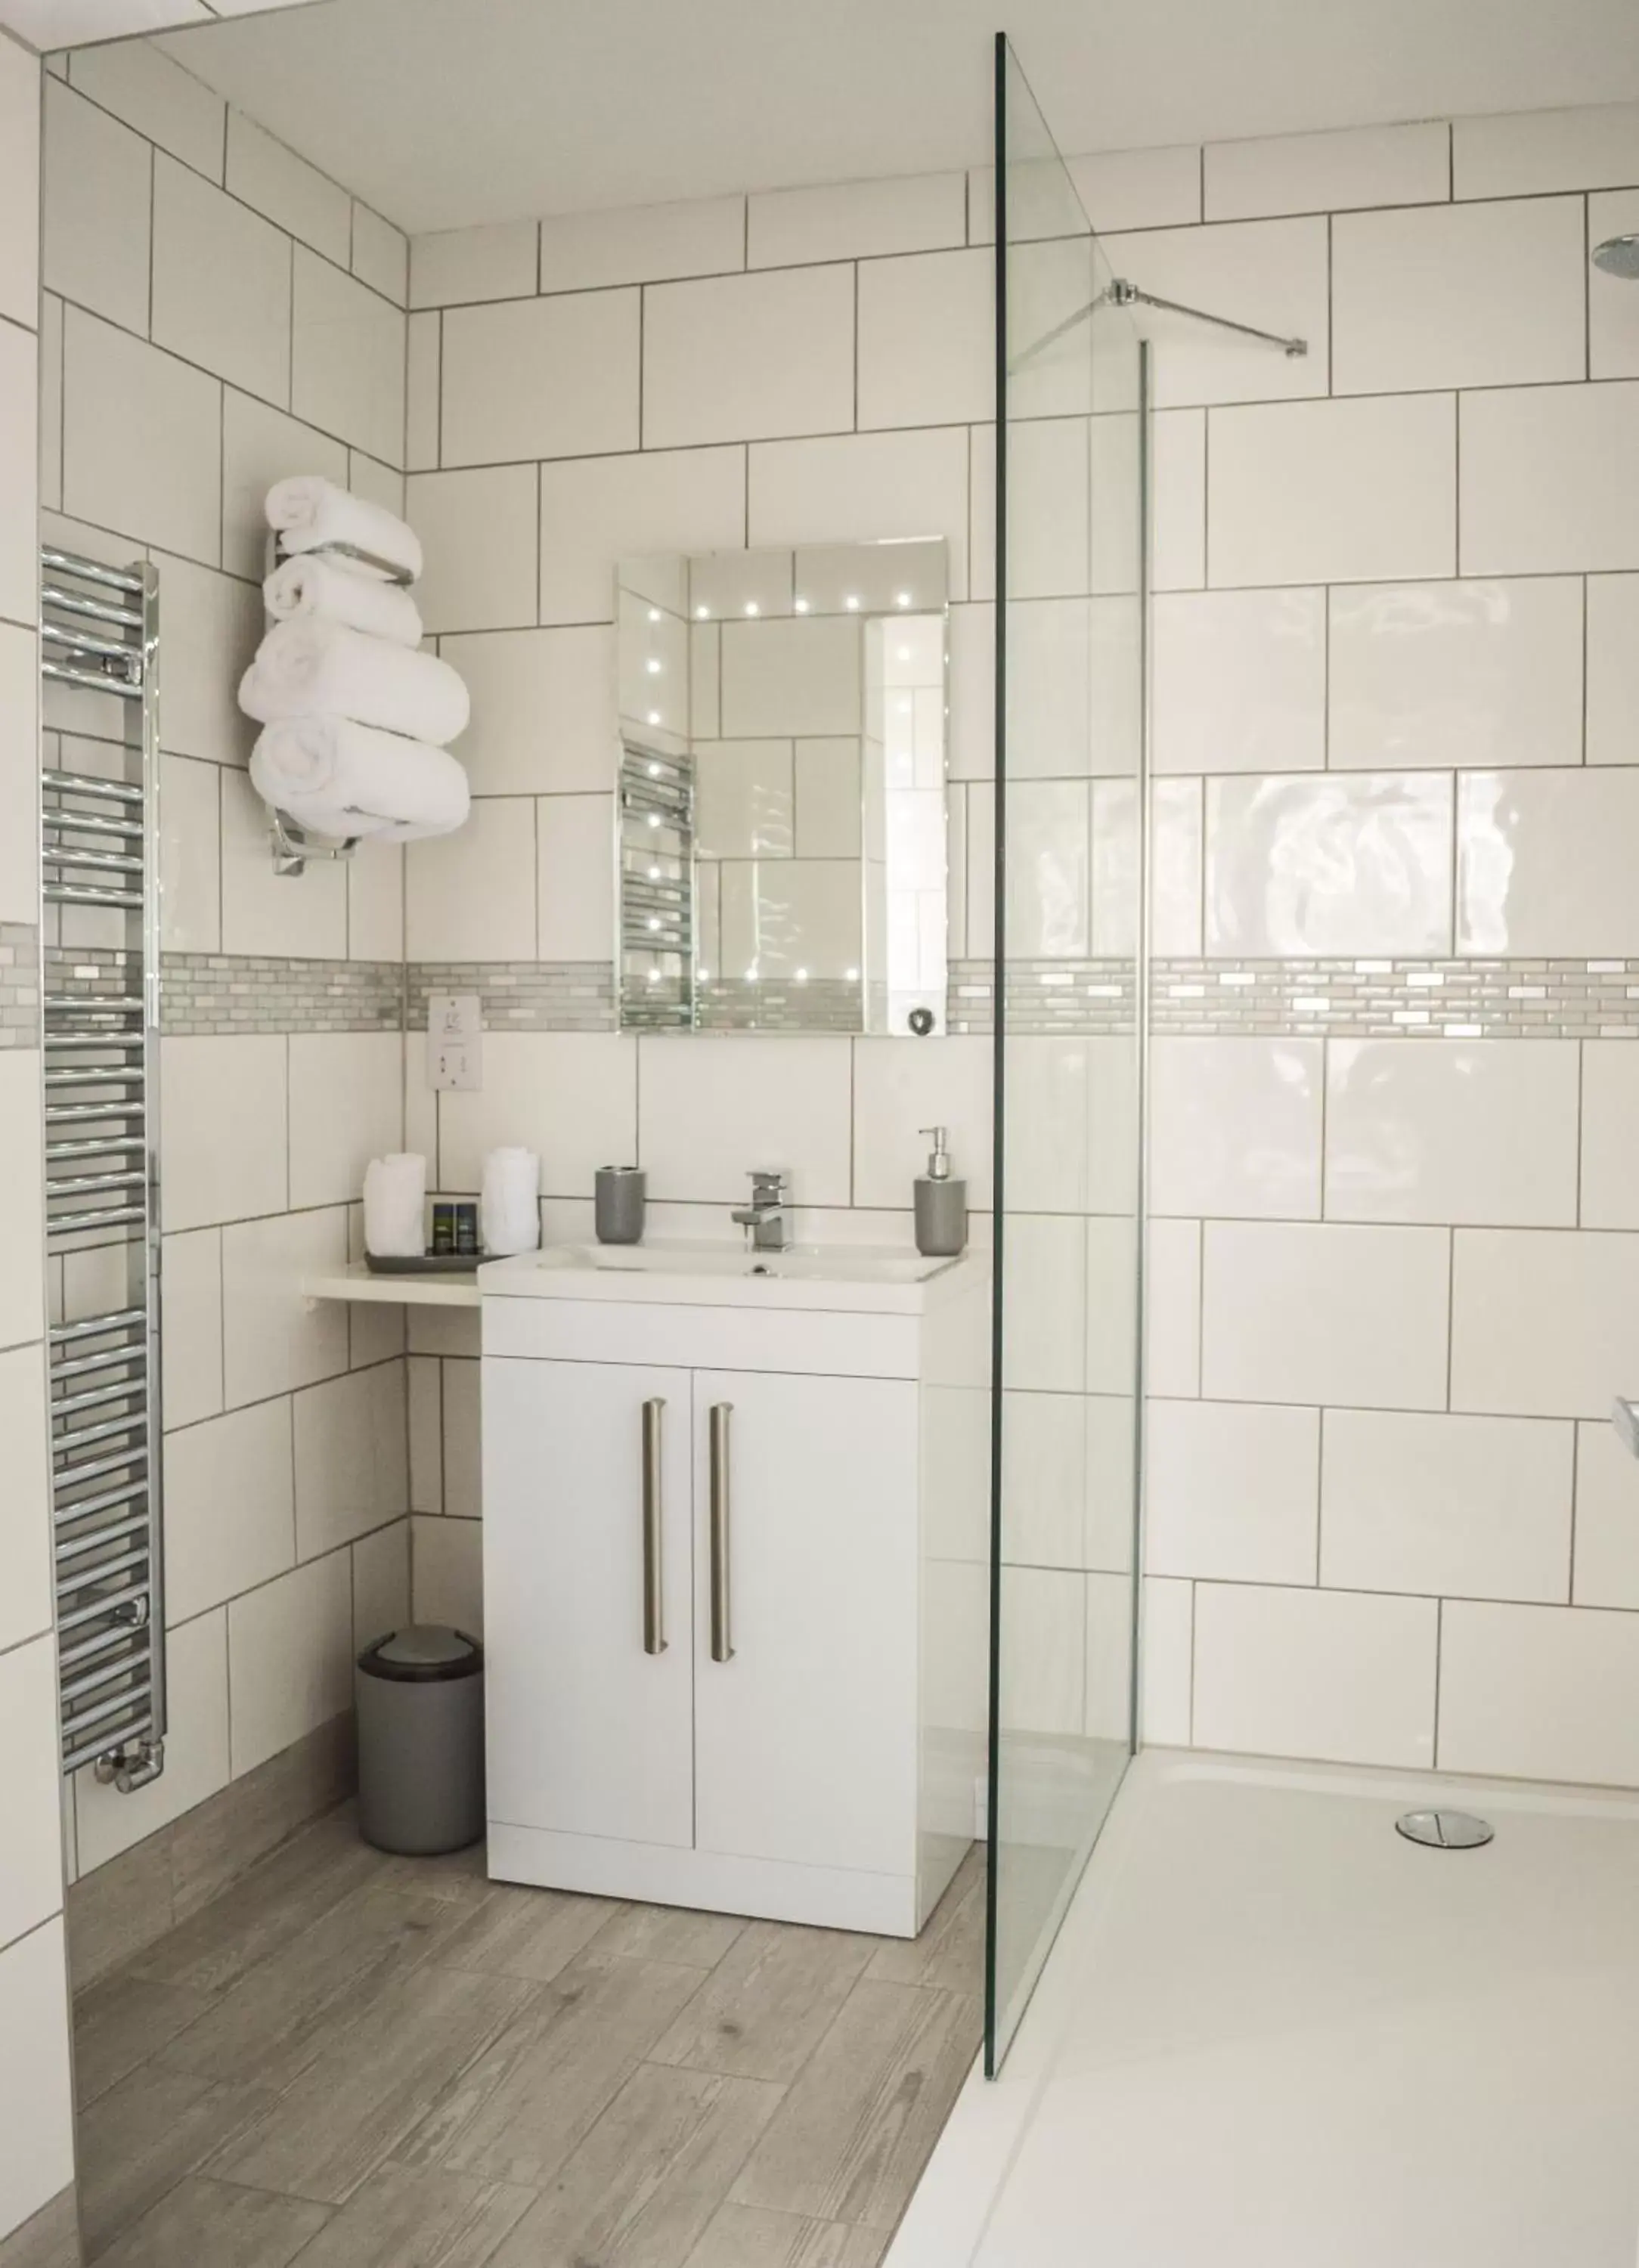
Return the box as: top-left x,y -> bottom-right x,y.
37,40 -> 415,1924
0,29 -> 79,2255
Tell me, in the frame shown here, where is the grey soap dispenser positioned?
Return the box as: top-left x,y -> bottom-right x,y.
914,1126 -> 968,1258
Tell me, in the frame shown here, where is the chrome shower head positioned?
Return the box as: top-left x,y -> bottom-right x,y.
1593,232 -> 1639,280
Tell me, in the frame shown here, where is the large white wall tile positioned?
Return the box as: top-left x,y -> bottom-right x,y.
1322,1409 -> 1572,1603
538,447 -> 745,626
749,172 -> 965,266
1209,394 -> 1455,588
289,1032 -> 403,1210
352,205 -> 407,307
1329,577 -> 1583,770
220,388 -> 347,580
999,1390 -> 1086,1570
151,153 -> 292,406
0,1641 -> 62,1951
163,1397 -> 294,1624
440,1359 -> 481,1521
412,1511 -> 482,1634
1202,1221 -> 1450,1409
638,1033 -> 851,1207
1005,779 -> 1089,957
1151,587 -> 1324,773
1582,1043 -> 1639,1230
404,795 -> 537,960
1587,575 -> 1639,764
42,79 -> 150,336
160,1036 -> 286,1230
1083,1213 -> 1137,1398
1067,146 -> 1201,233
1326,1038 -> 1579,1228
1590,192 -> 1639,379
155,553 -> 262,767
1334,198 -> 1586,393
996,1035 -> 1095,1216
1151,408 -> 1206,593
1151,1036 -> 1321,1219
1453,103 -> 1639,198
1102,216 -> 1329,405
225,112 -> 349,264
1458,768 -> 1639,956
37,293 -> 60,514
536,795 -> 615,961
73,1606 -> 228,1872
1000,1567 -> 1085,1738
352,1518 -> 409,1650
1205,121 -> 1450,220
227,1548 -> 353,1777
407,1355 -> 440,1514
63,308 -> 221,566
0,625 -> 38,922
751,427 -> 969,599
643,265 -> 854,448
1438,1600 -> 1639,1784
1452,1228 -> 1639,1419
292,246 -> 406,468
1461,383 -> 1639,574
1194,1582 -> 1437,1768
409,220 -> 538,308
857,247 -> 990,430
440,290 -> 640,467
68,40 -> 223,181
220,764 -> 348,959
294,1362 -> 407,1560
1205,772 -> 1453,957
438,1031 -> 636,1199
407,466 -> 538,633
540,195 -> 743,290
1572,1419 -> 1639,1609
160,1228 -> 223,1432
1140,1576 -> 1194,1746
349,840 -> 403,962
221,1207 -> 349,1408
1146,1399 -> 1318,1584
0,1345 -> 49,1654
852,1036 -> 992,1212
405,308 -> 438,472
0,1923 -> 76,2239
1147,1216 -> 1201,1400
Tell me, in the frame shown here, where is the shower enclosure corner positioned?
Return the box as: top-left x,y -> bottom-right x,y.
984,30 -> 1150,2075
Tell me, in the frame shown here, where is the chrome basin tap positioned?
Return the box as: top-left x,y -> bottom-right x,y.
732,1169 -> 790,1253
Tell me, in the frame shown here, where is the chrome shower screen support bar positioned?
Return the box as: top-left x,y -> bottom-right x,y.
1009,276 -> 1308,372
40,544 -> 166,1795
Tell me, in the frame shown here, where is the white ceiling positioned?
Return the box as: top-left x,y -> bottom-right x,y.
157,0 -> 1639,236
0,0 -> 321,57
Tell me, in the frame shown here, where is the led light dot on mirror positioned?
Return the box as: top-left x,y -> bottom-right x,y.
795,598 -> 810,613
744,601 -> 759,616
695,605 -> 710,619
795,968 -> 809,982
844,594 -> 860,610
646,658 -> 662,674
646,608 -> 661,623
896,591 -> 912,607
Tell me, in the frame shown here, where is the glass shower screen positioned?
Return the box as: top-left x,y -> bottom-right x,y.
985,33 -> 1148,2073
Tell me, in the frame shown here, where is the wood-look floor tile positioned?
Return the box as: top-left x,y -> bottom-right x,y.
207,1964 -> 536,2208
402,1951 -> 705,2189
132,1814 -> 380,1996
159,1886 -> 472,2092
275,2165 -> 535,2267
682,2204 -> 888,2267
74,1972 -> 213,2108
729,1981 -> 980,2231
91,2177 -> 330,2268
67,1833 -> 174,1995
77,2065 -> 279,2261
649,1924 -> 876,2086
863,1848 -> 984,1994
0,2186 -> 81,2268
433,1881 -> 617,1984
490,2062 -> 783,2268
169,1718 -> 353,1924
586,1904 -> 748,1972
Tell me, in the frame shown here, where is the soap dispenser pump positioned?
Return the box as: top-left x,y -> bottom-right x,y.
914,1126 -> 968,1259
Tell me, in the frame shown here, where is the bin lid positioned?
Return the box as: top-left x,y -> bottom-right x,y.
358,1624 -> 482,1682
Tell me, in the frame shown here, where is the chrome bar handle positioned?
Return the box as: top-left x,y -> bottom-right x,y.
642,1398 -> 666,1656
709,1402 -> 734,1664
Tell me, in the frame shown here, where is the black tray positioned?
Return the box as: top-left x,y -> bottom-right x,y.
365,1250 -> 484,1275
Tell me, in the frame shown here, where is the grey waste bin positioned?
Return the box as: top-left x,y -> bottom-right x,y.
355,1625 -> 485,1855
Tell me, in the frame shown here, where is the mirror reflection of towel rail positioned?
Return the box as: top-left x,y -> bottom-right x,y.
1612,1398 -> 1639,1460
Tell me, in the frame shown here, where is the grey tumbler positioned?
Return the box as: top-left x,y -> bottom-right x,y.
355,1625 -> 485,1855
595,1164 -> 646,1244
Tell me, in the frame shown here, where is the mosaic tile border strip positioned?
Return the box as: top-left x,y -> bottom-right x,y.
0,923 -> 39,1049
162,955 -> 404,1036
408,962 -> 616,1034
951,959 -> 1639,1038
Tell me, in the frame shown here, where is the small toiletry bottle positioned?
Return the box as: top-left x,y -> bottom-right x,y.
914,1126 -> 967,1258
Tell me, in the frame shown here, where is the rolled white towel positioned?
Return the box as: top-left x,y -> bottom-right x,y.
265,476 -> 423,583
250,717 -> 470,841
240,618 -> 469,745
481,1149 -> 541,1258
363,1154 -> 426,1258
264,556 -> 424,649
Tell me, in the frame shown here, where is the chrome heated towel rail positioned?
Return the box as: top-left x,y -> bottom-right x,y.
40,545 -> 166,1792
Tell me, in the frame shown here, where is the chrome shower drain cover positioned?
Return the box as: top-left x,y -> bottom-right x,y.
1396,1809 -> 1494,1850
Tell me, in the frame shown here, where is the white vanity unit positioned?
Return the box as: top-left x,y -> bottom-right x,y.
479,1242 -> 989,1937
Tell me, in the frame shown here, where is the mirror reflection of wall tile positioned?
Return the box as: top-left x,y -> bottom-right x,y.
720,858 -> 863,978
720,614 -> 863,739
795,737 -> 862,857
694,739 -> 795,858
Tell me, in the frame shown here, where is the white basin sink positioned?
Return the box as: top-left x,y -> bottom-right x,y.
479,1239 -> 978,1313
538,1241 -> 955,1284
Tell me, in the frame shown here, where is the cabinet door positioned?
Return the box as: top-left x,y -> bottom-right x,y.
692,1369 -> 919,1879
482,1357 -> 693,1848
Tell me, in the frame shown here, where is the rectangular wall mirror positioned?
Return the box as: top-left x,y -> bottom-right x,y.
615,537 -> 950,1036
